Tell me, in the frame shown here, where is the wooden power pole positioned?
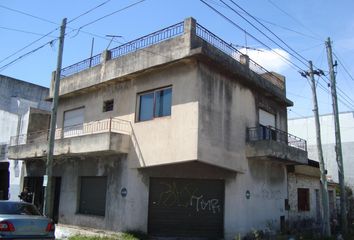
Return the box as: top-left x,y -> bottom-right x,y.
307,61 -> 331,236
326,37 -> 348,235
44,18 -> 67,218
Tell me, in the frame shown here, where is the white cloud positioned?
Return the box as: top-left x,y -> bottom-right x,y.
238,48 -> 291,73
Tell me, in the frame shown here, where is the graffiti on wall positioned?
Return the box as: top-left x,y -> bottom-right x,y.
155,181 -> 222,214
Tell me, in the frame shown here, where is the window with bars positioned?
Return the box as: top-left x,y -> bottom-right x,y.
103,99 -> 114,112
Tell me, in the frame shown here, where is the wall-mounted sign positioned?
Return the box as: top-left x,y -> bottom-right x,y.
246,190 -> 251,199
121,187 -> 127,197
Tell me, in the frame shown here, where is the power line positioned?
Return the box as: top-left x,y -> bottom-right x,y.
222,0 -> 309,66
0,39 -> 58,72
0,26 -> 57,38
205,0 -> 321,41
67,0 -> 112,24
199,0 -> 304,72
0,4 -> 58,25
0,0 -> 145,71
267,0 -> 322,40
0,0 -> 115,65
72,0 -> 146,34
333,51 -> 354,82
0,27 -> 60,65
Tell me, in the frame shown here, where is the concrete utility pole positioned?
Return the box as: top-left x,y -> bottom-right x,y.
325,37 -> 348,235
44,18 -> 67,218
307,61 -> 331,236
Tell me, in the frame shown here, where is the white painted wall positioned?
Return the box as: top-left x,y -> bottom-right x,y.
288,112 -> 354,188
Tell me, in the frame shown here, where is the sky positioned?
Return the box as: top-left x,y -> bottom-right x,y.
1,0 -> 354,120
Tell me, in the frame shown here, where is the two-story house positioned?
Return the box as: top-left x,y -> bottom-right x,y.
8,18 -> 309,239
0,75 -> 50,201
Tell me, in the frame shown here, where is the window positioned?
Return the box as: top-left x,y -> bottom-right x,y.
0,144 -> 7,160
137,87 -> 172,122
63,107 -> 84,138
79,176 -> 107,216
298,188 -> 310,211
103,99 -> 114,112
259,109 -> 276,141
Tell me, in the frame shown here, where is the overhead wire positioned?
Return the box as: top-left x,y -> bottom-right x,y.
220,0 -> 354,111
333,51 -> 354,82
202,0 -> 354,111
222,0 -> 309,66
266,0 -> 323,40
0,26 -> 57,38
0,0 -> 115,66
0,0 -> 147,71
205,0 -> 320,41
199,0 -> 304,72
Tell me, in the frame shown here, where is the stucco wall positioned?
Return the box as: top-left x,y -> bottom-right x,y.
287,171 -> 337,230
197,62 -> 289,172
56,60 -> 199,168
224,159 -> 287,238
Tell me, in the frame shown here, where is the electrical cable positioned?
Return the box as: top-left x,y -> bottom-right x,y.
333,51 -> 354,82
222,0 -> 309,66
266,0 -> 322,40
0,0 -> 146,71
199,0 -> 304,72
0,26 -> 57,38
0,0 -> 115,65
0,39 -> 58,72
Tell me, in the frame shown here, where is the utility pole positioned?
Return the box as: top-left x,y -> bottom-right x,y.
302,61 -> 331,236
44,18 -> 67,218
326,37 -> 348,235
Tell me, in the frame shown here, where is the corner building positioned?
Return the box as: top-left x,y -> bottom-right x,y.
9,18 -> 309,239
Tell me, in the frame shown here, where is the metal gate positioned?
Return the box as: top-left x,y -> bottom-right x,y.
148,178 -> 224,239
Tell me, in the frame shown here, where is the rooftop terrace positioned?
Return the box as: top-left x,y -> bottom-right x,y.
53,17 -> 289,105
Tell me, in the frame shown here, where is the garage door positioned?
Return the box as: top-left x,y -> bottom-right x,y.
148,178 -> 224,239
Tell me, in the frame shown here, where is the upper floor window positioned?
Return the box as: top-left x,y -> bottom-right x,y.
103,99 -> 114,112
137,87 -> 172,122
63,107 -> 84,138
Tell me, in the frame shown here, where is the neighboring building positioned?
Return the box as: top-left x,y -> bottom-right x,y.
288,112 -> 354,190
287,160 -> 337,232
9,18 -> 310,238
0,75 -> 50,201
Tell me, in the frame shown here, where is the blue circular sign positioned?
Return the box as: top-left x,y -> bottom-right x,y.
121,187 -> 127,197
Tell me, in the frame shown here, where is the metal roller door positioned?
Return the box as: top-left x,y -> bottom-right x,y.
148,178 -> 224,239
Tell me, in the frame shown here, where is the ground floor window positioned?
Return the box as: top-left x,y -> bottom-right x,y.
298,188 -> 310,211
79,176 -> 107,216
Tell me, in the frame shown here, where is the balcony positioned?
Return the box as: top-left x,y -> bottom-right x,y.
8,118 -> 132,160
245,125 -> 308,164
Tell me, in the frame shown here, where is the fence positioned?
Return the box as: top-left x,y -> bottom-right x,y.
196,23 -> 285,89
9,118 -> 131,146
247,125 -> 307,151
110,22 -> 184,59
60,22 -> 184,79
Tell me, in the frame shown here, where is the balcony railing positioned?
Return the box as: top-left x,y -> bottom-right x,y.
9,118 -> 131,146
247,125 -> 307,151
60,22 -> 184,78
196,23 -> 285,90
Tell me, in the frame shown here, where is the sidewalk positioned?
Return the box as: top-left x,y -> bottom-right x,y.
55,224 -> 121,240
